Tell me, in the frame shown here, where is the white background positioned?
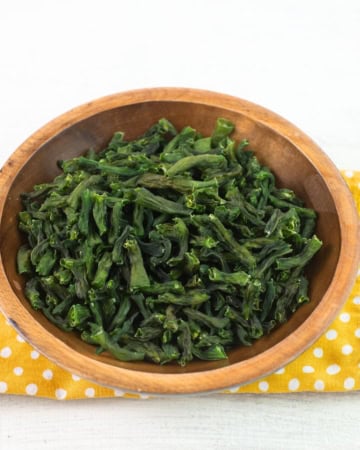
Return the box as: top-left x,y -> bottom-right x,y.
0,0 -> 360,449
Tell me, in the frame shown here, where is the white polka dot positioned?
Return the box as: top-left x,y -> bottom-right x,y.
326,364 -> 341,375
357,267 -> 360,277
227,386 -> 240,393
275,367 -> 285,375
0,347 -> 12,358
314,380 -> 325,391
139,393 -> 150,399
344,377 -> 355,390
313,347 -> 323,358
25,383 -> 38,396
85,387 -> 95,398
55,388 -> 67,400
13,367 -> 23,376
288,378 -> 300,391
0,382 -> 8,393
113,388 -> 125,397
355,328 -> 360,338
258,381 -> 269,392
345,170 -> 354,178
339,312 -> 350,323
42,369 -> 53,380
71,374 -> 81,381
16,334 -> 25,343
325,329 -> 337,340
353,296 -> 360,305
30,350 -> 40,360
302,365 -> 315,373
342,344 -> 353,355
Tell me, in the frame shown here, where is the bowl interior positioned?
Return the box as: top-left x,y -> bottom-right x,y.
0,100 -> 340,375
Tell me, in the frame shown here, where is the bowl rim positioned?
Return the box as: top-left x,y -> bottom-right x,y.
0,87 -> 359,395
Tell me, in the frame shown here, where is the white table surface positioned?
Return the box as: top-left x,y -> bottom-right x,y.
1,1 -> 360,449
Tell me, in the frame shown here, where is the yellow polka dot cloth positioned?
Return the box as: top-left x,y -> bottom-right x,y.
0,172 -> 359,400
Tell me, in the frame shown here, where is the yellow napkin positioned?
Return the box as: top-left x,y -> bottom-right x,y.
0,171 -> 359,399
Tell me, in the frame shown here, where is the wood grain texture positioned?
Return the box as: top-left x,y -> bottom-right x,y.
1,393 -> 360,450
0,88 -> 359,395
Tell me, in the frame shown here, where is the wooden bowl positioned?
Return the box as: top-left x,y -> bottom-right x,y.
0,88 -> 359,395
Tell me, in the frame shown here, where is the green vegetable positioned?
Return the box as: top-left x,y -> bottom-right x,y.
167,154 -> 227,177
67,304 -> 91,328
208,267 -> 250,286
17,245 -> 32,274
211,118 -> 235,147
276,235 -> 323,270
17,117 -> 322,365
124,239 -> 151,290
92,252 -> 113,289
134,187 -> 191,216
